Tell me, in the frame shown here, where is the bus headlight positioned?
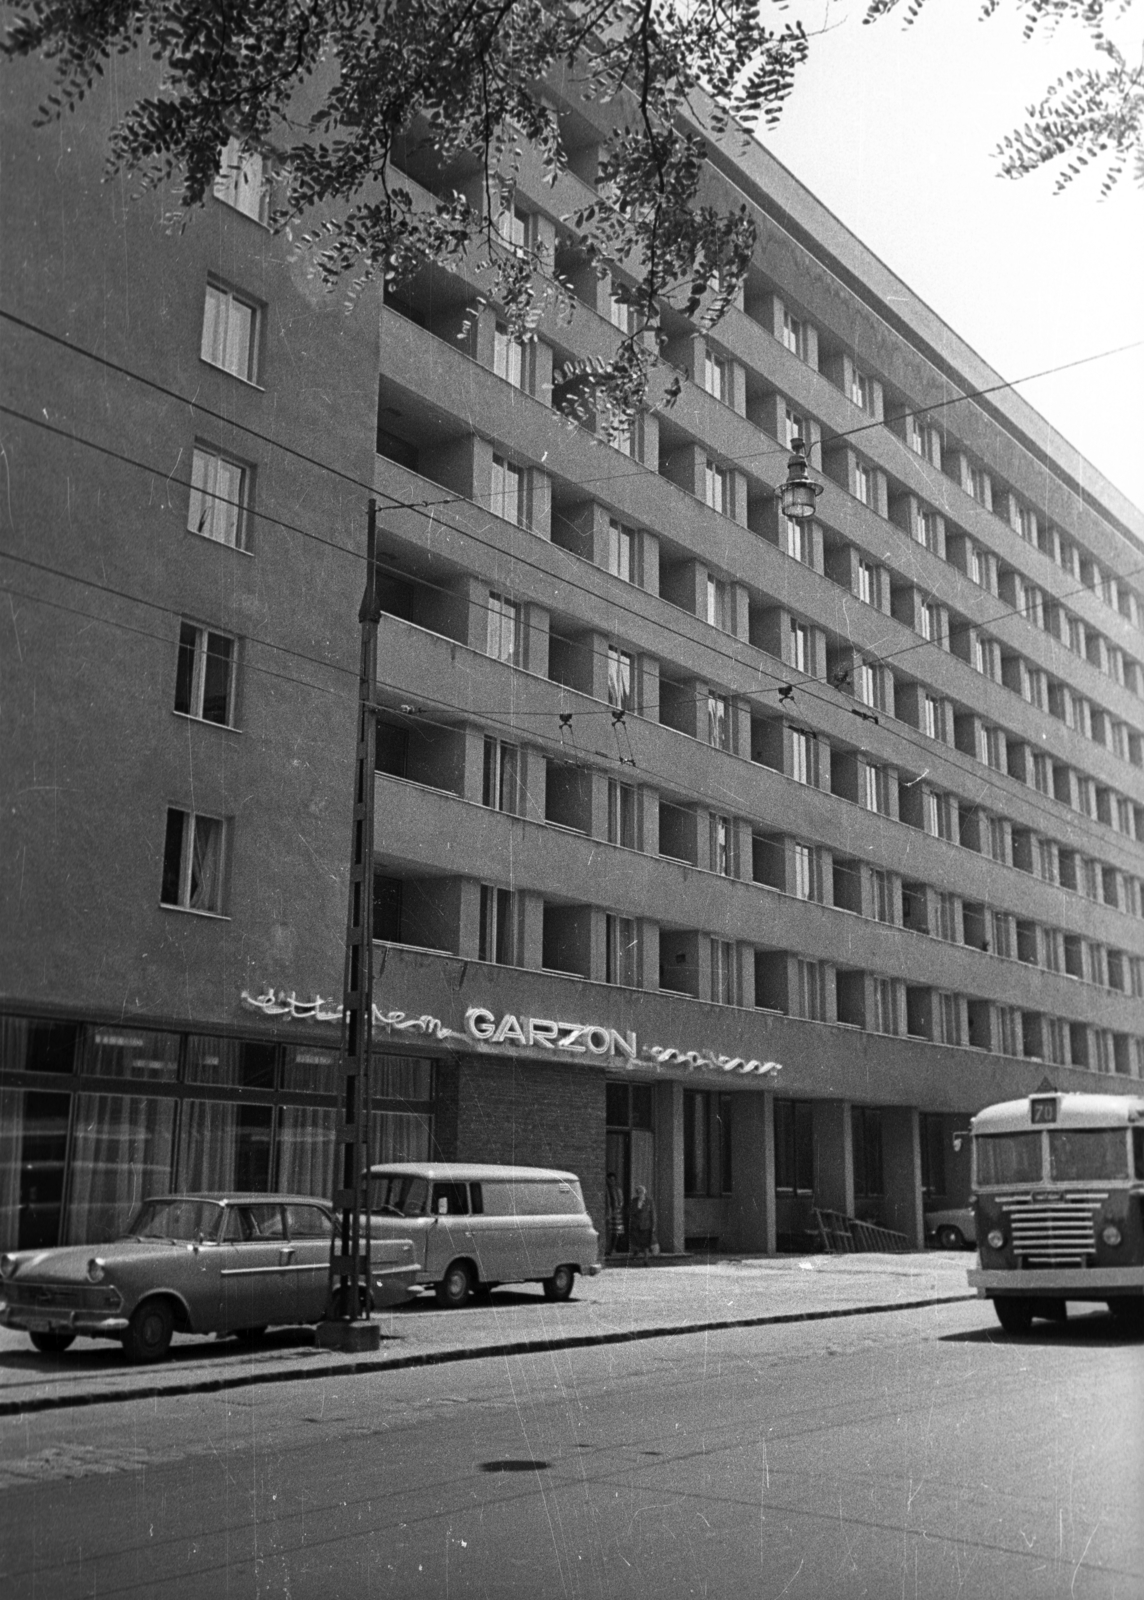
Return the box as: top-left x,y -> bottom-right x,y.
1100,1224 -> 1122,1248
986,1229 -> 1005,1250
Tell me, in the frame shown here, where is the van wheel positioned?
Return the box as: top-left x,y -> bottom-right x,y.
543,1265 -> 575,1302
124,1298 -> 174,1363
435,1261 -> 472,1309
993,1297 -> 1032,1335
30,1330 -> 75,1355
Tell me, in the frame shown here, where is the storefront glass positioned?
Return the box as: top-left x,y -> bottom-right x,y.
65,1093 -> 177,1243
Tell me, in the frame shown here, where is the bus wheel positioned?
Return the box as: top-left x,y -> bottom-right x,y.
993,1297 -> 1033,1335
1108,1300 -> 1144,1333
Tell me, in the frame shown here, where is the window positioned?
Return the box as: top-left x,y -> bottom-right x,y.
704,458 -> 728,514
992,911 -> 1013,959
607,780 -> 637,848
482,738 -> 519,813
784,519 -> 812,565
707,691 -> 730,750
871,978 -> 897,1035
1015,505 -> 1036,543
792,843 -> 820,901
608,290 -> 635,334
967,465 -> 989,504
938,992 -> 961,1045
870,870 -> 893,924
908,417 -> 940,466
789,619 -> 809,675
710,814 -> 732,877
852,1107 -> 884,1198
982,727 -> 1005,770
201,281 -> 258,381
795,959 -> 827,1020
1031,753 -> 1052,795
607,519 -> 636,583
605,915 -> 638,986
988,817 -> 1007,862
854,460 -> 871,506
607,646 -> 633,711
924,695 -> 942,741
214,137 -> 267,222
711,940 -> 735,1005
917,510 -> 939,552
1038,839 -> 1058,882
864,763 -> 891,815
857,561 -> 876,606
935,893 -> 958,942
493,324 -> 523,388
850,369 -> 872,412
491,454 -> 524,526
922,604 -> 944,645
486,593 -> 521,664
774,1099 -> 813,1192
187,446 -> 248,547
703,350 -> 728,402
855,662 -> 877,709
923,787 -> 951,837
706,574 -> 731,632
478,885 -> 515,964
790,729 -> 812,785
781,310 -> 806,359
161,808 -> 225,914
174,623 -> 234,726
684,1091 -> 733,1196
783,406 -> 806,449
495,204 -> 529,253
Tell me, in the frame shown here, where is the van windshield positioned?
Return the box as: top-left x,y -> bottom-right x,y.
369,1176 -> 429,1217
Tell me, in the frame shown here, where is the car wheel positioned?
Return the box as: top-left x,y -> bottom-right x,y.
542,1265 -> 575,1302
435,1260 -> 472,1309
993,1297 -> 1033,1335
1107,1299 -> 1144,1333
937,1225 -> 965,1251
232,1325 -> 268,1345
124,1298 -> 175,1364
30,1330 -> 75,1355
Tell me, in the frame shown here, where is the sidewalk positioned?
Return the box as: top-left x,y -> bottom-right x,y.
0,1252 -> 976,1416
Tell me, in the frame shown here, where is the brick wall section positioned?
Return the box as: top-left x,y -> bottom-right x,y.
452,1055 -> 607,1236
431,1059 -> 460,1161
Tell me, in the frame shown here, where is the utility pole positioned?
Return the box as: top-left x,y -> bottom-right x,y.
318,499 -> 382,1352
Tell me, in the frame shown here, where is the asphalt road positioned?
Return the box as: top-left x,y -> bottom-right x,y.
1,1298 -> 1140,1599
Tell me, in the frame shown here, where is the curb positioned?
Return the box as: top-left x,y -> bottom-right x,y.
0,1293 -> 976,1418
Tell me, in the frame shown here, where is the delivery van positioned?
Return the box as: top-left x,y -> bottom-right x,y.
364,1162 -> 601,1307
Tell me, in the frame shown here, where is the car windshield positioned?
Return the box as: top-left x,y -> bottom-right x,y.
1048,1129 -> 1129,1182
368,1175 -> 429,1217
122,1199 -> 225,1242
975,1133 -> 1042,1187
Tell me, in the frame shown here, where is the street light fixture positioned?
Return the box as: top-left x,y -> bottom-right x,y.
779,436 -> 823,521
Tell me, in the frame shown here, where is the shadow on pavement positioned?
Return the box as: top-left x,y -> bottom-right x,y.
941,1309 -> 1143,1347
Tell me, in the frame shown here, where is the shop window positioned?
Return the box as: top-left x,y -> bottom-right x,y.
185,1037 -> 277,1088
684,1089 -> 732,1196
606,1081 -> 653,1129
0,1016 -> 79,1074
852,1106 -> 884,1198
774,1099 -> 813,1194
87,1027 -> 180,1081
178,1101 -> 273,1192
65,1094 -> 177,1244
1,1089 -> 71,1250
920,1113 -> 946,1197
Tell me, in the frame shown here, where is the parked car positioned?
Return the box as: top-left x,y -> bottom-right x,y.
0,1193 -> 418,1363
924,1205 -> 976,1250
366,1162 -> 602,1306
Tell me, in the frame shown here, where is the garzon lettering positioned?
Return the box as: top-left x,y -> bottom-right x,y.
465,1008 -> 636,1061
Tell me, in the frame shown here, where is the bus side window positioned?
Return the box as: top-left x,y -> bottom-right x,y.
1134,1127 -> 1143,1180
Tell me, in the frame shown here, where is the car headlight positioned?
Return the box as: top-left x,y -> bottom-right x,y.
1101,1224 -> 1122,1248
987,1229 -> 1005,1250
86,1258 -> 106,1283
0,1255 -> 16,1281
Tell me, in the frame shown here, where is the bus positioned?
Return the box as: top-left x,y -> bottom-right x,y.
968,1090 -> 1144,1334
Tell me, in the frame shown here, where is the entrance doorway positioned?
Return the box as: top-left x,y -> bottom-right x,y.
605,1081 -> 655,1256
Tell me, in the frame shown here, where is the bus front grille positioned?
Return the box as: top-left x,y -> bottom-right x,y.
999,1193 -> 1105,1266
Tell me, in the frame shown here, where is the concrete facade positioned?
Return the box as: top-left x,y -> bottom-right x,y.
2,58 -> 1143,1260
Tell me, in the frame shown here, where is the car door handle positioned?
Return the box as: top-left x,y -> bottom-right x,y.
279,1247 -> 295,1263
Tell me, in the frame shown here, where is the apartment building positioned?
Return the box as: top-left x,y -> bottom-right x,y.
3,60 -> 1143,1257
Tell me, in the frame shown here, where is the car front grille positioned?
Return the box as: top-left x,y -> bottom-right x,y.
4,1282 -> 108,1310
999,1192 -> 1104,1266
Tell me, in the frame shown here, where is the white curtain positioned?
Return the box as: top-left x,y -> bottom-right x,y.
178,1099 -> 239,1191
277,1105 -> 335,1197
371,1111 -> 431,1165
66,1095 -> 176,1244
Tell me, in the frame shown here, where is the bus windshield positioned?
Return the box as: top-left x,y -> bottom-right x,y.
975,1133 -> 1042,1187
369,1175 -> 428,1217
1048,1129 -> 1130,1182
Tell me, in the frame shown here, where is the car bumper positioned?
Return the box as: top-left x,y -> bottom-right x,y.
969,1266 -> 1144,1296
0,1304 -> 130,1336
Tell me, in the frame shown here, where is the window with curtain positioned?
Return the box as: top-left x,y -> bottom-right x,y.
178,1100 -> 272,1192
65,1094 -> 176,1244
276,1105 -> 336,1197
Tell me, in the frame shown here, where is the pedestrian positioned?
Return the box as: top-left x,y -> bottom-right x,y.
605,1171 -> 625,1258
628,1184 -> 656,1266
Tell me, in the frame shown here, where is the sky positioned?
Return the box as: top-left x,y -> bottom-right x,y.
754,0 -> 1144,517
